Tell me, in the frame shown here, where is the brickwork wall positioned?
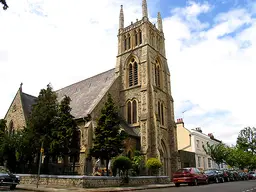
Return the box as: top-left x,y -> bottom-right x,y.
18,174 -> 170,188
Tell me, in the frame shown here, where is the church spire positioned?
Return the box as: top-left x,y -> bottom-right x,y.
142,0 -> 148,18
157,12 -> 163,32
119,5 -> 124,29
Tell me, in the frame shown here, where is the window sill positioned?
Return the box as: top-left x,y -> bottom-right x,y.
127,123 -> 140,127
122,84 -> 141,91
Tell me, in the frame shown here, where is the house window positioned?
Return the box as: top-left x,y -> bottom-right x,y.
198,156 -> 201,167
196,140 -> 199,148
128,58 -> 139,87
155,60 -> 161,88
127,99 -> 138,124
158,101 -> 164,126
208,158 -> 212,168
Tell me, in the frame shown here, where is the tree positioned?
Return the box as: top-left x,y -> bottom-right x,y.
112,156 -> 132,177
236,127 -> 256,154
225,147 -> 237,167
51,95 -> 79,171
0,0 -> 8,10
203,143 -> 228,168
131,151 -> 145,176
90,93 -> 127,176
27,84 -> 59,171
0,119 -> 6,138
146,158 -> 162,176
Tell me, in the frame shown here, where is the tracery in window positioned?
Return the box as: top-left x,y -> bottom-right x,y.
128,58 -> 139,87
126,99 -> 138,124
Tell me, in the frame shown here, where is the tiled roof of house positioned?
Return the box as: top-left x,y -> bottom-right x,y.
56,68 -> 116,119
20,92 -> 37,121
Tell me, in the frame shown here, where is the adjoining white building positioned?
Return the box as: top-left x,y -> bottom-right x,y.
191,127 -> 228,170
176,118 -> 228,170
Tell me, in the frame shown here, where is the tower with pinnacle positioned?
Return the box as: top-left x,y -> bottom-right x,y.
115,0 -> 178,177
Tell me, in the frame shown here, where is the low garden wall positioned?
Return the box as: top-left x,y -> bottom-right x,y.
17,174 -> 171,188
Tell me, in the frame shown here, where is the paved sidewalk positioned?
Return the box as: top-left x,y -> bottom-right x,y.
17,183 -> 175,192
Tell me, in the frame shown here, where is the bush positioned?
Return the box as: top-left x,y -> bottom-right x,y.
131,151 -> 145,176
146,158 -> 162,176
112,156 -> 132,177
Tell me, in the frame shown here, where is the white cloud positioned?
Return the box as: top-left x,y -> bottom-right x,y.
0,0 -> 255,145
165,2 -> 256,144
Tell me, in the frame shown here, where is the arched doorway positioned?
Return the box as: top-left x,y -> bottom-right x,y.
160,140 -> 168,176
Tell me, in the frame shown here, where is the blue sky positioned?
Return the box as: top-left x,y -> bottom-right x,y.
0,0 -> 255,145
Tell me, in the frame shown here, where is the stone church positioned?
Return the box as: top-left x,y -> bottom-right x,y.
4,0 -> 178,177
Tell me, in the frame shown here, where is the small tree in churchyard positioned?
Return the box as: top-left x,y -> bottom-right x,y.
90,93 -> 127,176
146,158 -> 162,176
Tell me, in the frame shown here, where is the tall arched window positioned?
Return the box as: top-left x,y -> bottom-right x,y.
132,100 -> 137,123
155,60 -> 161,87
158,101 -> 164,126
124,35 -> 127,51
127,101 -> 132,124
127,34 -> 131,49
128,58 -> 139,87
135,30 -> 138,46
127,99 -> 138,124
139,29 -> 142,44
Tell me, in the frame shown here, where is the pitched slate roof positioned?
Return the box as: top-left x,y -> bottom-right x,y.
20,92 -> 37,121
56,68 -> 116,119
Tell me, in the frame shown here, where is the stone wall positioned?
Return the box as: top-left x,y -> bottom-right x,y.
18,174 -> 170,188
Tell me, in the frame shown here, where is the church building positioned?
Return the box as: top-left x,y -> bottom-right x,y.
4,0 -> 178,177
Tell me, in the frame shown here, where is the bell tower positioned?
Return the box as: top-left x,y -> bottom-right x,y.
115,0 -> 178,177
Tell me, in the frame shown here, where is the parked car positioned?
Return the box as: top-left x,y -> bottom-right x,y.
172,167 -> 209,187
219,170 -> 233,182
239,172 -> 249,180
204,169 -> 224,183
248,171 -> 256,180
0,166 -> 20,190
230,170 -> 241,181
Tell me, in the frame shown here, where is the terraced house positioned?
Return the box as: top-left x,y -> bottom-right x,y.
4,0 -> 178,177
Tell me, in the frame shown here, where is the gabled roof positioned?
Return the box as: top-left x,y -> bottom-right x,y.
20,92 -> 36,120
56,68 -> 116,119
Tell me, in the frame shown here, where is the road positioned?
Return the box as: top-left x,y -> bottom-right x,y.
136,180 -> 256,192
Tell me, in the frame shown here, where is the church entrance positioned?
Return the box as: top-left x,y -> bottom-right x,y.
160,140 -> 168,176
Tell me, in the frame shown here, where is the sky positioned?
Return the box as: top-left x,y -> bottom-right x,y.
0,0 -> 255,145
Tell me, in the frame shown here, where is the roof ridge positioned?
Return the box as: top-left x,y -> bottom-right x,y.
55,68 -> 115,92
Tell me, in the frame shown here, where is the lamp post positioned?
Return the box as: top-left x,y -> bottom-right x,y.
36,141 -> 44,188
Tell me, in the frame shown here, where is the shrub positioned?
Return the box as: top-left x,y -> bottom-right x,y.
112,156 -> 132,177
146,158 -> 162,176
131,151 -> 145,176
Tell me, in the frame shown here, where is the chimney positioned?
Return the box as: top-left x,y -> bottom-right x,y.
195,127 -> 202,133
176,118 -> 184,127
208,133 -> 214,139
